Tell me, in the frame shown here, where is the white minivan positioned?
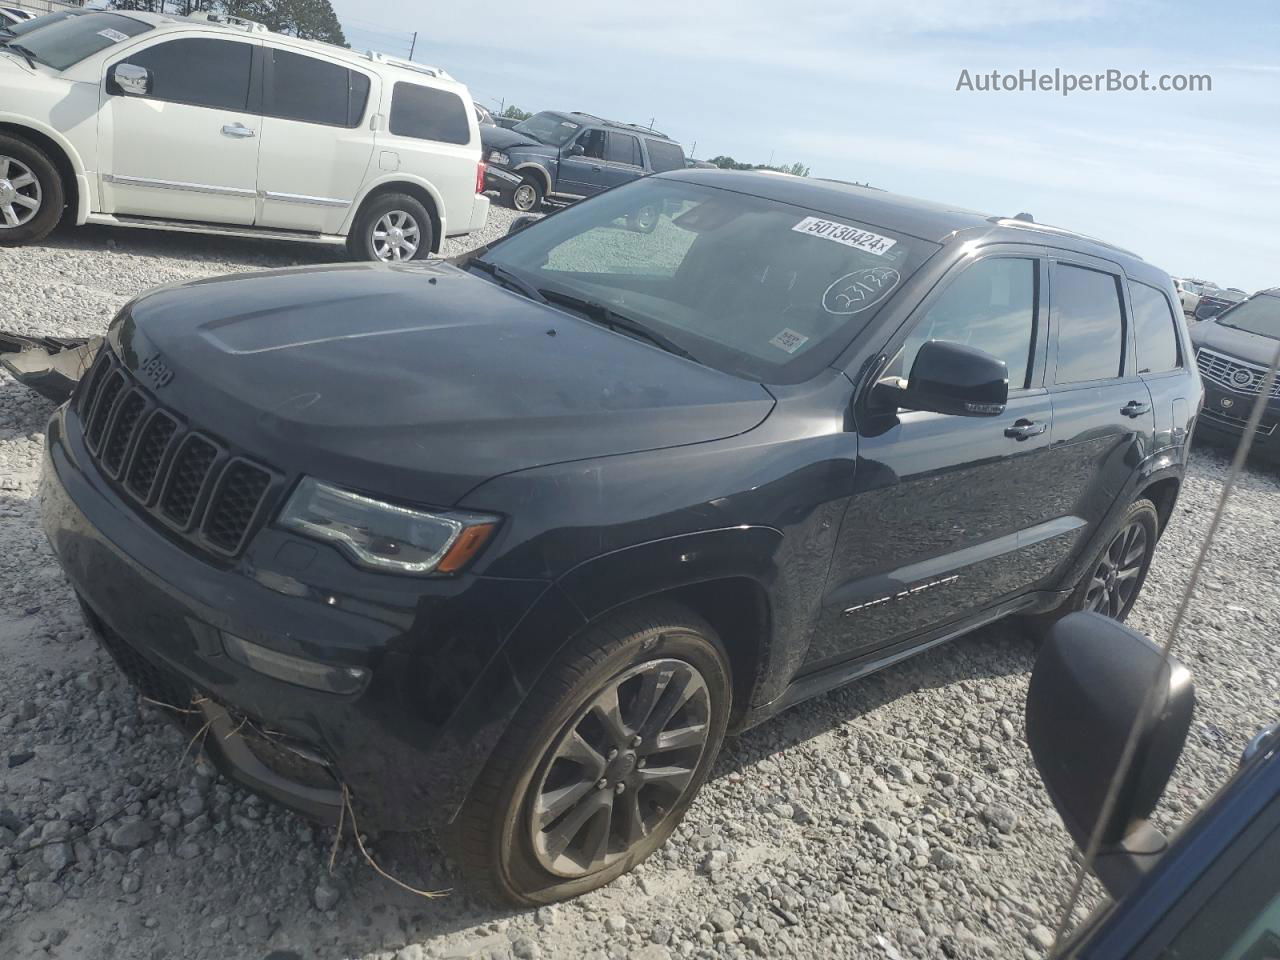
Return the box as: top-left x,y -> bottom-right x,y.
0,11 -> 489,261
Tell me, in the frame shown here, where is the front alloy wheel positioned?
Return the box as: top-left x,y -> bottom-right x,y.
530,658 -> 711,878
0,155 -> 43,230
511,178 -> 542,213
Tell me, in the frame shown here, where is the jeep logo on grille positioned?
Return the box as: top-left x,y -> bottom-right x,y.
139,353 -> 174,389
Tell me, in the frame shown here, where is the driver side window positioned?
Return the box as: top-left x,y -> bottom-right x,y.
888,257 -> 1039,389
576,129 -> 606,160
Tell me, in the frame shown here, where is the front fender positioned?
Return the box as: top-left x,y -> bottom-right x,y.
433,526 -> 784,826
0,112 -> 92,222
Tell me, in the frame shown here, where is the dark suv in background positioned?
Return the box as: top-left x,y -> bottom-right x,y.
41,170 -> 1198,904
481,110 -> 687,212
1191,287 -> 1280,460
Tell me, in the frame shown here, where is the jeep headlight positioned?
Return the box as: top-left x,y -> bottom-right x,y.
488,150 -> 510,165
279,478 -> 498,575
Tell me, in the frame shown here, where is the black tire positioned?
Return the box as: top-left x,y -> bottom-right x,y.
1025,498 -> 1160,638
509,176 -> 543,213
0,134 -> 65,246
346,192 -> 433,262
456,602 -> 731,905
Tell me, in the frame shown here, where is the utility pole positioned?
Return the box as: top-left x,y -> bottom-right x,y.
408,31 -> 417,60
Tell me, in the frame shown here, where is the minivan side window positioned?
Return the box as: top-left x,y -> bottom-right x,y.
267,49 -> 370,128
116,37 -> 253,111
1130,282 -> 1182,374
646,139 -> 686,173
896,257 -> 1039,389
1053,264 -> 1126,384
606,133 -> 642,166
388,82 -> 470,145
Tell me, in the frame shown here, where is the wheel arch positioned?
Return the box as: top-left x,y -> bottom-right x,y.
345,175 -> 445,253
0,120 -> 85,224
1137,474 -> 1182,536
512,162 -> 552,195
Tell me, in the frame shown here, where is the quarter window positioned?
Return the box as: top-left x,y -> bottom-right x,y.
117,38 -> 253,111
1130,282 -> 1182,373
607,133 -> 642,166
898,258 -> 1039,389
1053,264 -> 1126,384
646,139 -> 686,173
267,50 -> 369,128
388,82 -> 471,145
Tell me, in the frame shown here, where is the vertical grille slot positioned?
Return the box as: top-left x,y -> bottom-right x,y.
126,411 -> 179,502
85,369 -> 126,452
77,351 -> 112,418
159,435 -> 220,527
202,460 -> 273,553
101,391 -> 147,477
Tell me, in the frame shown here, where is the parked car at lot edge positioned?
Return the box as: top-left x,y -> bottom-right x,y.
1028,611 -> 1280,957
0,11 -> 488,261
1193,285 -> 1247,322
1175,277 -> 1219,318
1,7 -> 85,37
0,6 -> 37,27
1191,287 -> 1280,461
41,170 -> 1199,904
481,110 -> 687,212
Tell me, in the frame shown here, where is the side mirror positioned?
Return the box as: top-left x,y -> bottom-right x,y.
1027,612 -> 1194,898
109,62 -> 152,97
569,144 -> 585,157
506,214 -> 539,236
886,340 -> 1009,417
1195,301 -> 1225,321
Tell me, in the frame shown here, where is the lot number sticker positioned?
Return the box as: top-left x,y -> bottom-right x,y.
792,217 -> 897,256
97,28 -> 131,42
769,328 -> 810,354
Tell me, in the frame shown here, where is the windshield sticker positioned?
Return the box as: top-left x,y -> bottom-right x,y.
560,121 -> 580,129
822,267 -> 902,315
792,217 -> 897,256
96,28 -> 131,42
770,328 -> 810,354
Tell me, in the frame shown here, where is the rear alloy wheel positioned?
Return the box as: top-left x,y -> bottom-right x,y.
456,603 -> 730,905
1084,519 -> 1150,618
346,192 -> 433,263
0,134 -> 64,246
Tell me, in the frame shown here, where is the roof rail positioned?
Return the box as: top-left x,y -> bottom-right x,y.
202,12 -> 269,33
363,50 -> 452,81
990,216 -> 1144,261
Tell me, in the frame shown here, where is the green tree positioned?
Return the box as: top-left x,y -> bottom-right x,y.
501,105 -> 533,122
709,155 -> 810,177
224,0 -> 347,44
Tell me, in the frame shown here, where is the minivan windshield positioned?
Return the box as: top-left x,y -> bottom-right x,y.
8,12 -> 150,70
511,111 -> 581,147
1216,293 -> 1280,340
478,177 -> 935,382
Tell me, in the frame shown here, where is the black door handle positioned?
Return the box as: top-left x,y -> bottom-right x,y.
1121,401 -> 1151,418
1004,418 -> 1047,440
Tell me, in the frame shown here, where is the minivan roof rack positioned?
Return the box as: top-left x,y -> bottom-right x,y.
990,216 -> 1144,260
363,50 -> 452,80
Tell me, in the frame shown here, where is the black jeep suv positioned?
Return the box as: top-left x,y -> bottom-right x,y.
41,170 -> 1199,904
481,110 -> 687,213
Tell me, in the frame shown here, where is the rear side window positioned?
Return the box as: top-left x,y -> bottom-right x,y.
118,37 -> 252,110
1053,264 -> 1126,384
646,138 -> 685,173
606,132 -> 641,166
899,257 -> 1039,389
1130,282 -> 1182,373
388,82 -> 470,145
267,49 -> 369,128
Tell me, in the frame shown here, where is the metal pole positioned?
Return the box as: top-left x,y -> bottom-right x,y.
408,31 -> 417,60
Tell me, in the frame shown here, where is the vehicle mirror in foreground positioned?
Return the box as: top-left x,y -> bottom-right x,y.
109,63 -> 152,97
888,340 -> 1009,417
506,215 -> 539,236
1026,611 -> 1194,899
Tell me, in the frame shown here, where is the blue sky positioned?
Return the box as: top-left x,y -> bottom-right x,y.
331,0 -> 1278,292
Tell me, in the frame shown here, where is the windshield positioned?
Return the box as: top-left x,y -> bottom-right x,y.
2,9 -> 84,38
1216,293 -> 1280,339
481,177 -> 935,382
511,111 -> 581,147
9,12 -> 150,70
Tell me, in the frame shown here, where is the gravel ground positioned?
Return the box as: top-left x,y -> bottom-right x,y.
2,211 -> 1278,960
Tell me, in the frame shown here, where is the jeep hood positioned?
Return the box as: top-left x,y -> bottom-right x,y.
110,262 -> 775,505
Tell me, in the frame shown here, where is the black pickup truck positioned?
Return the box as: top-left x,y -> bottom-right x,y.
481,110 -> 687,212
